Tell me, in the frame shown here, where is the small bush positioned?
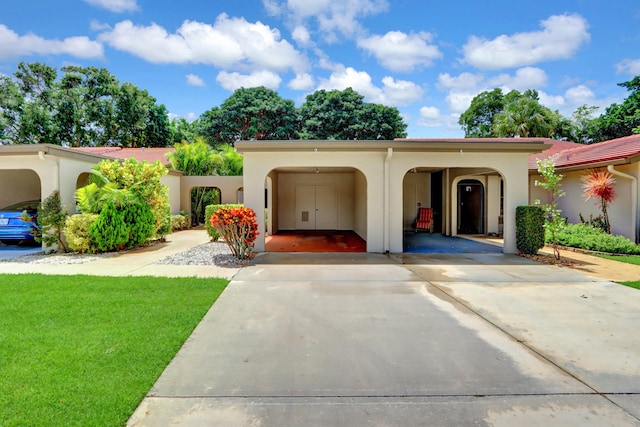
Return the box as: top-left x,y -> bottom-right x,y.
122,202 -> 155,248
550,223 -> 640,255
37,191 -> 69,252
171,214 -> 191,231
89,201 -> 129,252
210,206 -> 258,260
516,205 -> 545,254
64,213 -> 99,253
205,204 -> 242,241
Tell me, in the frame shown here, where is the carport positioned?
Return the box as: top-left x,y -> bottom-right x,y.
236,139 -> 549,254
0,145 -> 103,214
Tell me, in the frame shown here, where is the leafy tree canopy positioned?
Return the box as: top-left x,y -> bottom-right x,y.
1,62 -> 172,147
298,87 -> 407,140
197,86 -> 297,146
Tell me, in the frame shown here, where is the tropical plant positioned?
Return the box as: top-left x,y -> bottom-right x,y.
167,139 -> 222,225
581,169 -> 616,233
535,155 -> 565,261
93,158 -> 171,238
210,206 -> 258,260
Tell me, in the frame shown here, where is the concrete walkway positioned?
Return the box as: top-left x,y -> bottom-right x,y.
128,252 -> 640,427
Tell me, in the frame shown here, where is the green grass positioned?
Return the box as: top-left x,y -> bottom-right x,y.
598,253 -> 640,266
596,254 -> 640,290
0,274 -> 228,427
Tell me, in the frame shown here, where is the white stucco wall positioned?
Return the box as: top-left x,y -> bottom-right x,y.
276,172 -> 355,230
161,173 -> 182,215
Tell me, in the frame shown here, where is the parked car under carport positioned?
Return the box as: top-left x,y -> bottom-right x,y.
0,200 -> 40,245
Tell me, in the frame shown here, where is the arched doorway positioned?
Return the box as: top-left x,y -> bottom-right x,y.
457,179 -> 484,234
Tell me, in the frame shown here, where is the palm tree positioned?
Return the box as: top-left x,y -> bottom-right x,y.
581,169 -> 616,233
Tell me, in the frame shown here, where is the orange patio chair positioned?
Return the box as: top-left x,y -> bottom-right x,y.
414,207 -> 433,233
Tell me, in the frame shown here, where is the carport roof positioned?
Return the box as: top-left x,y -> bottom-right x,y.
236,138 -> 551,154
0,143 -> 107,163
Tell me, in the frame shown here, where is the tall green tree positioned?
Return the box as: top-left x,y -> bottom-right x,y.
1,62 -> 172,147
590,76 -> 640,142
458,88 -> 505,137
460,88 -> 574,139
56,66 -> 119,147
9,62 -> 58,144
198,87 -> 297,145
298,87 -> 407,140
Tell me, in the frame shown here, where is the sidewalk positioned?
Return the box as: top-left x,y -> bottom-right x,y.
0,229 -> 240,279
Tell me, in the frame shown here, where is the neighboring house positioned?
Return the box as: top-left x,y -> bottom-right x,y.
0,144 -> 243,224
236,138 -> 550,254
530,134 -> 640,244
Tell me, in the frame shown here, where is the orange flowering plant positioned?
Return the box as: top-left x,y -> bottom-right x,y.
210,206 -> 259,260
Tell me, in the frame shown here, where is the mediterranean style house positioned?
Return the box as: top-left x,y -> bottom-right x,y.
2,135 -> 639,254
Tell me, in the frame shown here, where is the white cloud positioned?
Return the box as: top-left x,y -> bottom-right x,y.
99,14 -> 308,73
462,14 -> 590,70
216,70 -> 282,91
186,73 -> 205,87
82,0 -> 138,13
380,76 -> 423,106
564,85 -> 596,105
437,72 -> 484,90
488,67 -> 548,91
265,0 -> 388,41
357,31 -> 442,72
288,73 -> 314,90
292,25 -> 312,46
316,66 -> 422,106
445,91 -> 477,114
616,58 -> 640,75
0,24 -> 104,60
537,90 -> 565,109
418,106 -> 441,127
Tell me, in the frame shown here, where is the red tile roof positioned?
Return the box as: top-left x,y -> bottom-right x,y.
73,147 -> 175,166
531,134 -> 640,170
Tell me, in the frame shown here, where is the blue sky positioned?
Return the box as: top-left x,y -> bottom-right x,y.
1,0 -> 639,138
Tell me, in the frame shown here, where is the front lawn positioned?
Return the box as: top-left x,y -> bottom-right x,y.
0,274 -> 227,427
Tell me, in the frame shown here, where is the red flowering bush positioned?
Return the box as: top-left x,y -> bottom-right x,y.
210,206 -> 259,260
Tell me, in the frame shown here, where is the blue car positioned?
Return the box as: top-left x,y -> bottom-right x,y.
0,200 -> 40,245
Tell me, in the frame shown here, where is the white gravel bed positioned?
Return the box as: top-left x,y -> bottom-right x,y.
154,241 -> 244,267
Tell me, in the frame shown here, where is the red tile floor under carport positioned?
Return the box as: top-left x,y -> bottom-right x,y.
264,230 -> 503,253
265,231 -> 366,252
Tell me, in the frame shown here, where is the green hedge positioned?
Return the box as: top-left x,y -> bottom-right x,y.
516,205 -> 545,254
205,204 -> 242,241
551,223 -> 640,255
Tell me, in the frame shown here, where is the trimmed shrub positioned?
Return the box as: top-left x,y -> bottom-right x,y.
89,201 -> 129,252
205,204 -> 242,241
121,202 -> 155,248
516,205 -> 545,254
210,206 -> 258,260
64,213 -> 99,253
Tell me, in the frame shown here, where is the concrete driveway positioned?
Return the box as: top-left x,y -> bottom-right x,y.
129,252 -> 640,426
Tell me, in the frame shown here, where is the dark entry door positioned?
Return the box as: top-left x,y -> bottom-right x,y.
430,171 -> 443,233
457,180 -> 484,234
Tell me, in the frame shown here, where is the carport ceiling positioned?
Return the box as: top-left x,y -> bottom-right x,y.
274,167 -> 358,173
